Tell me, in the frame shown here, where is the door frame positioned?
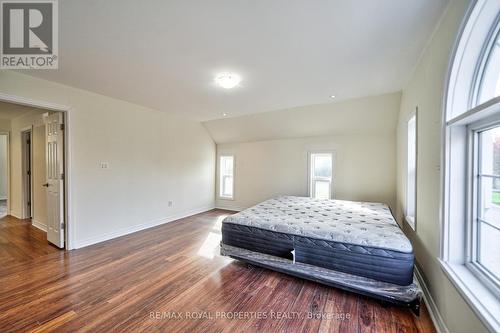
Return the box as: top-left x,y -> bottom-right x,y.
21,127 -> 33,219
0,93 -> 74,250
0,131 -> 11,216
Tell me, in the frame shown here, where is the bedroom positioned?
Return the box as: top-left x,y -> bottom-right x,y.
0,0 -> 498,332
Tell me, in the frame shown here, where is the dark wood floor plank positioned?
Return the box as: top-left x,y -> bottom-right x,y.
0,211 -> 436,333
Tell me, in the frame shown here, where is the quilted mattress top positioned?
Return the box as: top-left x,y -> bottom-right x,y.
223,196 -> 413,253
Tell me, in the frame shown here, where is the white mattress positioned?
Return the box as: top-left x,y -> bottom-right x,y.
223,196 -> 412,253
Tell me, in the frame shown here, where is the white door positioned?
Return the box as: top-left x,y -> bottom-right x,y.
44,113 -> 65,248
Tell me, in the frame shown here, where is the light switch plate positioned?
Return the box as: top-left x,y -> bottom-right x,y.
100,162 -> 110,169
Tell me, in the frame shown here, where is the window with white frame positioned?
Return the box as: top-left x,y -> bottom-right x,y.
457,24 -> 500,290
406,113 -> 417,229
309,152 -> 333,200
472,124 -> 500,283
219,155 -> 234,199
444,1 -> 500,330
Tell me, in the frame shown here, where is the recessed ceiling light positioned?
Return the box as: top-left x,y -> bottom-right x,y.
330,95 -> 336,99
222,113 -> 228,117
215,72 -> 241,89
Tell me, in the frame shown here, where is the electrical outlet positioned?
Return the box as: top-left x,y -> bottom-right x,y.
168,201 -> 173,207
100,162 -> 110,169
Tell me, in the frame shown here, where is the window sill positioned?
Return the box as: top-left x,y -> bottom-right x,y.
439,259 -> 500,332
218,196 -> 234,201
405,216 -> 415,231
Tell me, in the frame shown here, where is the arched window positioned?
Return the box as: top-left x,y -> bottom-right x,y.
443,0 -> 500,330
476,24 -> 500,104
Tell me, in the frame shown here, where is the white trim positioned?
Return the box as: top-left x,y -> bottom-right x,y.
215,205 -> 245,212
472,14 -> 500,107
32,219 -> 47,232
440,0 -> 478,261
9,211 -> 23,219
414,266 -> 450,333
447,95 -> 500,126
405,110 -> 418,231
0,93 -> 73,250
439,260 -> 500,332
0,93 -> 70,112
405,216 -> 416,230
467,118 -> 500,295
74,205 -> 215,249
445,0 -> 500,119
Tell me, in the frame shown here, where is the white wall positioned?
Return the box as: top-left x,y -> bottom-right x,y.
217,134 -> 397,211
0,119 -> 10,132
210,93 -> 401,212
396,0 -> 488,332
0,135 -> 7,200
0,70 -> 216,249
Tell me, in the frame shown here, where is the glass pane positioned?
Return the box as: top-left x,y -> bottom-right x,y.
407,115 -> 416,217
222,176 -> 233,197
479,177 -> 500,223
221,156 -> 233,175
478,29 -> 500,104
313,154 -> 332,178
479,126 -> 500,176
478,221 -> 500,280
314,180 -> 330,200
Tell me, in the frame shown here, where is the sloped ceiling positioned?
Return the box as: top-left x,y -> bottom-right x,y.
203,92 -> 401,144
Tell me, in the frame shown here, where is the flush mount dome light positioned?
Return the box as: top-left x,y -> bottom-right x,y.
215,73 -> 241,89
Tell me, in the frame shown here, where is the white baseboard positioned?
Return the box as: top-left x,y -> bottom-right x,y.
32,219 -> 47,232
414,266 -> 449,333
215,205 -> 246,212
9,211 -> 23,219
74,205 -> 215,249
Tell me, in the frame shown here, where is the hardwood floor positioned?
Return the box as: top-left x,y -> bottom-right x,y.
0,216 -> 61,266
0,210 -> 436,333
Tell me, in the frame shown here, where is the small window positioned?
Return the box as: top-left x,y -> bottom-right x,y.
309,153 -> 333,200
219,155 -> 234,199
473,125 -> 500,284
406,113 -> 417,229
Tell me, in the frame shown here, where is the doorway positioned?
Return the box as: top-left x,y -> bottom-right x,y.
19,112 -> 66,248
21,129 -> 32,219
0,97 -> 69,250
0,133 -> 8,218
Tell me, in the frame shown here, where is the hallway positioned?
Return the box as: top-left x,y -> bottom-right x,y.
0,200 -> 6,219
0,215 -> 61,268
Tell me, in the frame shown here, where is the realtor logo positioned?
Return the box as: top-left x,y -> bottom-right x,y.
1,0 -> 58,69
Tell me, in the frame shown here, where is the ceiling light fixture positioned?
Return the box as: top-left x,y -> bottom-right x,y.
215,72 -> 241,89
222,113 -> 228,117
330,95 -> 336,99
